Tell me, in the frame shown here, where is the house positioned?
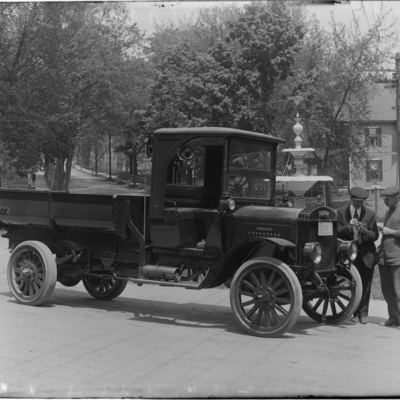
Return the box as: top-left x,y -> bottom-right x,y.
350,83 -> 398,190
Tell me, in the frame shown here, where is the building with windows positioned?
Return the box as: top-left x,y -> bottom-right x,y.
350,84 -> 398,190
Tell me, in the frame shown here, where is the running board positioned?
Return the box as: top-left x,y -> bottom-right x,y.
126,277 -> 199,290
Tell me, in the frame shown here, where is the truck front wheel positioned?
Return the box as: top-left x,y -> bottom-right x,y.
230,257 -> 302,337
7,241 -> 57,306
302,263 -> 362,324
82,274 -> 128,300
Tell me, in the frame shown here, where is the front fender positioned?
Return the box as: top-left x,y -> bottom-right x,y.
198,237 -> 296,289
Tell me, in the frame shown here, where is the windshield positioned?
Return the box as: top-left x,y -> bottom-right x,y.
225,140 -> 273,199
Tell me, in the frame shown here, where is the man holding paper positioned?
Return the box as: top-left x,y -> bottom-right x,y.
336,187 -> 379,324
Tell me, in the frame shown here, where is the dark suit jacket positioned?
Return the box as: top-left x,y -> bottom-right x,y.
337,205 -> 379,268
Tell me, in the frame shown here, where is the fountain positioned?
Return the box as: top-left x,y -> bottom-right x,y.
276,111 -> 333,208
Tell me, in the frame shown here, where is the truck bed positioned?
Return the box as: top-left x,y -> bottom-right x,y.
0,188 -> 149,235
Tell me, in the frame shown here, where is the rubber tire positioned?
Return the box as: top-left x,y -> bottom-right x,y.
302,263 -> 363,324
230,257 -> 302,337
82,274 -> 128,300
7,241 -> 57,306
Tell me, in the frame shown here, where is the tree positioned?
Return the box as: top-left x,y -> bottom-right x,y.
0,3 -> 48,174
226,1 -> 306,132
147,4 -> 242,65
269,4 -> 398,190
147,2 -> 306,133
0,3 -> 148,190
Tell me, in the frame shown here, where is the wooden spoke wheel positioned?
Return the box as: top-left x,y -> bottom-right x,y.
302,263 -> 362,324
7,241 -> 57,306
82,274 -> 128,300
230,257 -> 302,337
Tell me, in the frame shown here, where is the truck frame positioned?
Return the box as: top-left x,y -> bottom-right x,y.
0,127 -> 362,337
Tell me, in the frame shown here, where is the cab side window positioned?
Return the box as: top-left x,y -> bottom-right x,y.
226,141 -> 273,199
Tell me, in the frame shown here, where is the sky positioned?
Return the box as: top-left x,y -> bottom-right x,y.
127,1 -> 400,65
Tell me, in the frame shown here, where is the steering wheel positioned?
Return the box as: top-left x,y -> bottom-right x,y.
228,176 -> 249,197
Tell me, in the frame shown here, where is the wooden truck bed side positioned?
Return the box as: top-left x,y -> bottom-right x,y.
0,189 -> 149,235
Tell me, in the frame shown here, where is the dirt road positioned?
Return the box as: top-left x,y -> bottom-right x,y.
0,236 -> 399,398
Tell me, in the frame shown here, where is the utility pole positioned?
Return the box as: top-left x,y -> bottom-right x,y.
108,130 -> 112,180
396,53 -> 400,186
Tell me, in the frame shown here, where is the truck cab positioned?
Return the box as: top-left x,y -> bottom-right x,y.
148,128 -> 281,255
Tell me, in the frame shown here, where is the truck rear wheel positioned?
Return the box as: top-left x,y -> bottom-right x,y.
7,241 -> 57,306
230,257 -> 302,337
82,274 -> 128,300
302,263 -> 362,324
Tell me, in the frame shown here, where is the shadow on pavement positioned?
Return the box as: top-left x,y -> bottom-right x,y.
0,286 -> 334,338
2,287 -> 389,336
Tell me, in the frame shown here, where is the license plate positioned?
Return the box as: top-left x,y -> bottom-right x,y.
318,222 -> 332,236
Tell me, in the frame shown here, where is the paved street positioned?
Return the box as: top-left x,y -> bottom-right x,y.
0,164 -> 397,398
0,233 -> 399,398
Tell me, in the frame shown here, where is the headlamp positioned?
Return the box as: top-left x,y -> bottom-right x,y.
219,198 -> 236,212
337,240 -> 358,261
303,242 -> 322,264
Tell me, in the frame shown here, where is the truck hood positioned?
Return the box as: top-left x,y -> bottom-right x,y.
233,205 -> 302,223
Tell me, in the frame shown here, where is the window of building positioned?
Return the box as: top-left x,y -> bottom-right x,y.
366,159 -> 383,182
365,127 -> 382,147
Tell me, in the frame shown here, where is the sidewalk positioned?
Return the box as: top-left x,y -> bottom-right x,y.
1,166 -> 150,195
68,165 -> 150,195
0,172 -> 48,191
72,164 -> 120,181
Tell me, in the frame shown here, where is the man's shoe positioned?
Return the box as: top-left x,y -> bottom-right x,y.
350,314 -> 358,322
359,316 -> 367,324
379,319 -> 400,327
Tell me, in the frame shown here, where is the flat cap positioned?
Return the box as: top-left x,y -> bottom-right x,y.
380,186 -> 400,197
349,187 -> 368,200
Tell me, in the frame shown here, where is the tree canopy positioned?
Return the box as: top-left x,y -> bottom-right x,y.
268,3 -> 398,184
1,1 -> 398,192
0,2 -> 148,189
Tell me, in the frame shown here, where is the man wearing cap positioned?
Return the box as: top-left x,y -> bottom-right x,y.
337,187 -> 379,324
377,185 -> 400,329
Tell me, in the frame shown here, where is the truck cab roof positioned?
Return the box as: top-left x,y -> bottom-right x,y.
153,127 -> 286,145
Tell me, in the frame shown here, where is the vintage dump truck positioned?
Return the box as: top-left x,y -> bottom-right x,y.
0,127 -> 362,337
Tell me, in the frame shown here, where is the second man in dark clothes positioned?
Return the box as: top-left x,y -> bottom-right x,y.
377,186 -> 400,329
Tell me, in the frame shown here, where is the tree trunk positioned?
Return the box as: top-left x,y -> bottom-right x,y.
108,131 -> 112,180
132,143 -> 137,186
51,155 -> 72,191
44,155 -> 50,182
64,156 -> 72,190
396,53 -> 400,186
129,154 -> 133,175
51,157 -> 65,191
94,143 -> 98,175
325,182 -> 332,207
